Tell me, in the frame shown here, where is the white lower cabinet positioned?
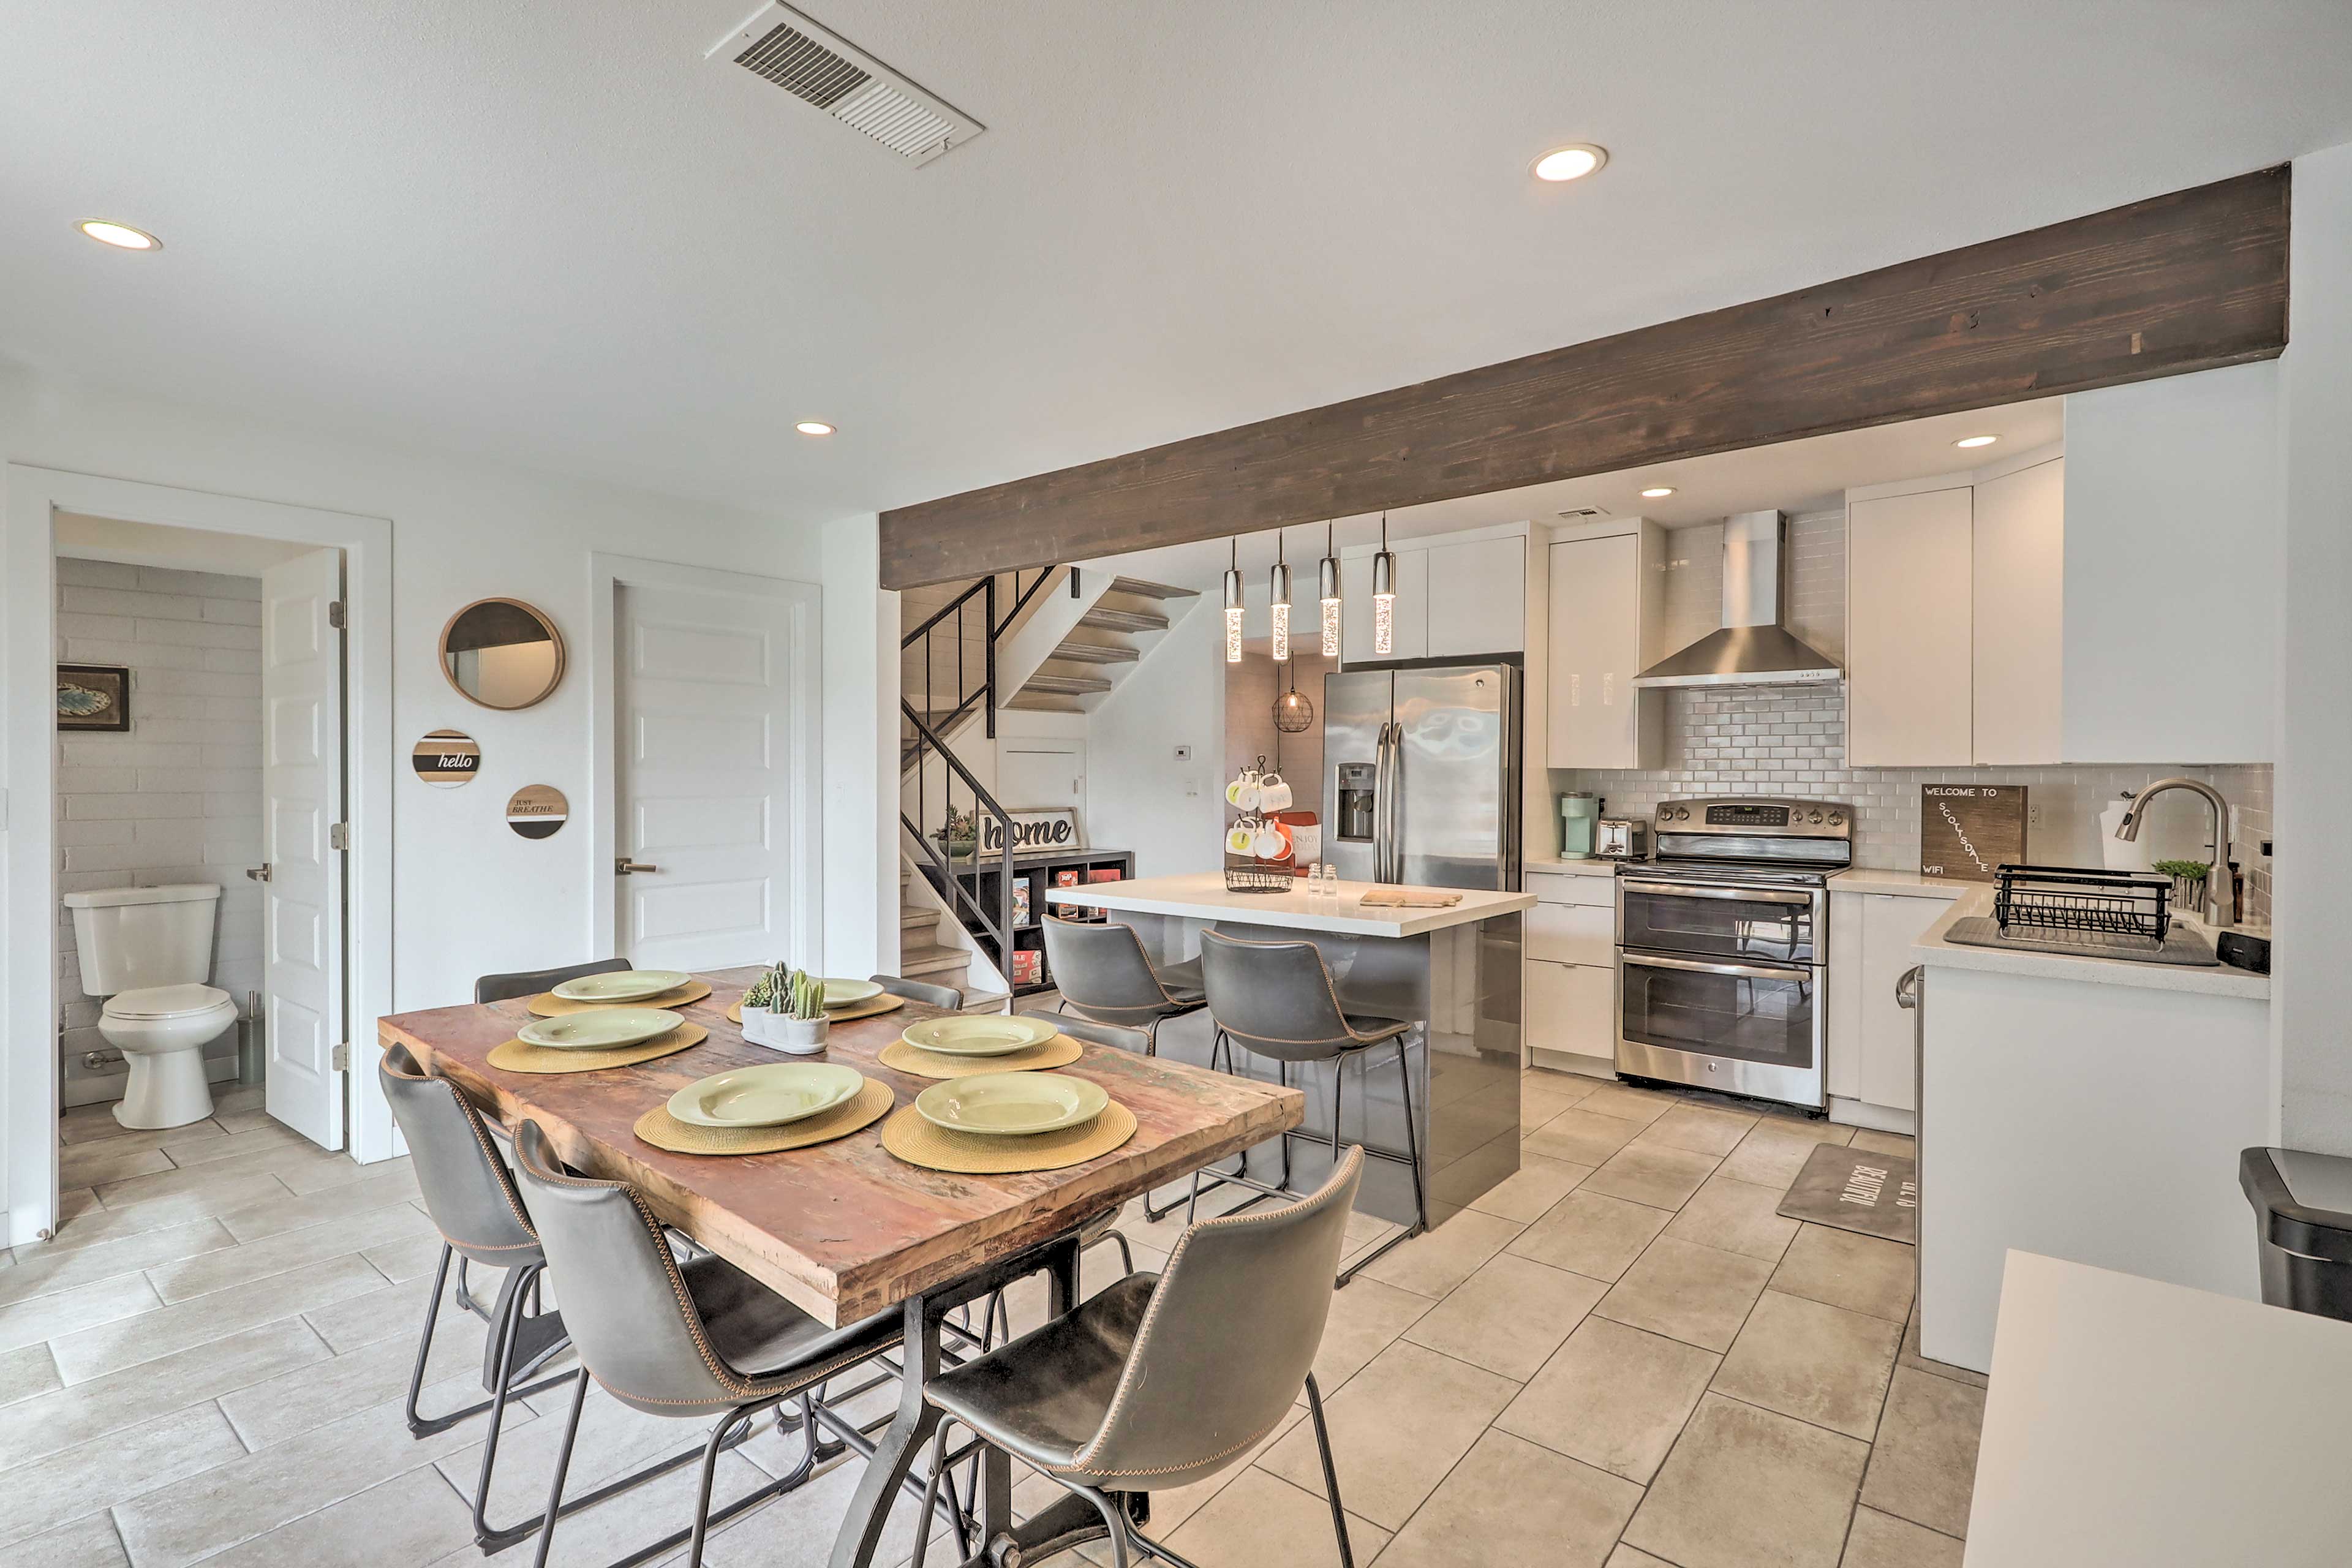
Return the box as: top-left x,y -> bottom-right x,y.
1826,890 -> 1952,1119
1525,957 -> 1615,1061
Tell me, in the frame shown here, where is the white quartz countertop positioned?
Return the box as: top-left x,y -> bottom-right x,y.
1055,873 -> 1536,938
1521,857 -> 1621,877
1914,885 -> 2271,999
1830,867 -> 1969,899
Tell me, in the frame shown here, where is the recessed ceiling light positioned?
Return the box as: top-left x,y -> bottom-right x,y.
1640,486 -> 1676,499
794,421 -> 835,437
80,220 -> 160,251
1531,144 -> 1608,183
1954,434 -> 1998,449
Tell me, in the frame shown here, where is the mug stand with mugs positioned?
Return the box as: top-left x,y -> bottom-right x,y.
1224,756 -> 1296,894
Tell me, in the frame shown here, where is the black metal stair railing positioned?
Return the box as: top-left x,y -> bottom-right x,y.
899,568 -> 1055,976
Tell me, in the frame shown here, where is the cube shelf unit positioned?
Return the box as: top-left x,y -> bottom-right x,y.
931,847 -> 1135,998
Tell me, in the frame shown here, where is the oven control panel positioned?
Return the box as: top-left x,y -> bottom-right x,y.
1653,796 -> 1850,835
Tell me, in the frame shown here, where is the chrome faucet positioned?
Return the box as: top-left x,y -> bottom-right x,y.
2115,777 -> 2237,929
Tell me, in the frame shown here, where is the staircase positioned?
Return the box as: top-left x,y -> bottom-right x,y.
1003,577 -> 1197,714
897,866 -> 1006,1010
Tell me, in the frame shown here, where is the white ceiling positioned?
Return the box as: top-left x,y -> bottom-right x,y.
2,2 -> 2347,526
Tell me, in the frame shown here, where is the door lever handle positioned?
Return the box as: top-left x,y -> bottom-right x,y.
615,858 -> 658,876
246,865 -> 271,883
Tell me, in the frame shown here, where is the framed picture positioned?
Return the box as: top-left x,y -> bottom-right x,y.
1919,783 -> 2029,882
56,663 -> 130,733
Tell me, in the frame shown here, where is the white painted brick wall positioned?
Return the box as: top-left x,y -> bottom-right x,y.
1555,510 -> 2275,918
54,558 -> 264,1106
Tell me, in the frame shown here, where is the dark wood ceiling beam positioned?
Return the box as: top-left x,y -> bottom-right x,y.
880,167 -> 2289,589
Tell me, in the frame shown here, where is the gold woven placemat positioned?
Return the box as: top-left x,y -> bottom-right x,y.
633,1077 -> 895,1155
488,1022 -> 708,1074
880,1099 -> 1137,1174
876,1034 -> 1083,1080
527,979 -> 713,1017
726,993 -> 907,1025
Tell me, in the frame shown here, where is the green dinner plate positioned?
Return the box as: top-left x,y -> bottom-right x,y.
823,978 -> 886,1008
914,1072 -> 1109,1137
516,1008 -> 679,1051
666,1063 -> 867,1129
899,1014 -> 1061,1058
551,968 -> 693,1003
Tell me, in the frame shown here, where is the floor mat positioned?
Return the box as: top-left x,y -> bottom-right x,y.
1777,1140 -> 1918,1243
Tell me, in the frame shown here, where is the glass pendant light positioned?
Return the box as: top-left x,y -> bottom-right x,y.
1268,531 -> 1292,664
1223,538 -> 1244,664
1372,511 -> 1396,656
1319,521 -> 1341,657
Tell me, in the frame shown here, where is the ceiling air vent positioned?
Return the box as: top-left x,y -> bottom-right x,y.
1556,506 -> 1611,521
710,4 -> 984,166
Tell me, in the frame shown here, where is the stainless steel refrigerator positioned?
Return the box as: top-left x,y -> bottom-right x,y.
1322,663 -> 1521,892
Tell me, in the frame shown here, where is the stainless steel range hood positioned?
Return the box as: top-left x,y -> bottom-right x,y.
1632,511 -> 1842,688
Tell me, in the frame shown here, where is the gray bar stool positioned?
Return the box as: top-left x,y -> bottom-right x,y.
475,959 -> 627,1005
511,1119 -> 944,1568
1041,916 -> 1206,1052
1194,927 -> 1430,1284
908,1147 -> 1365,1568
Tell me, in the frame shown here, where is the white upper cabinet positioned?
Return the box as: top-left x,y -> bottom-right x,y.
1847,486 -> 1976,767
1547,525 -> 1664,769
1425,536 -> 1526,658
1341,531 -> 1526,665
1972,456 -> 2065,764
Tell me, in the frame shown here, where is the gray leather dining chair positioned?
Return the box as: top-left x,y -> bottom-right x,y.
870,972 -> 964,1009
474,958 -> 628,1005
510,1119 -> 937,1568
907,1147 -> 1365,1568
379,1043 -> 577,1551
1194,927 -> 1429,1284
1040,916 -> 1205,1053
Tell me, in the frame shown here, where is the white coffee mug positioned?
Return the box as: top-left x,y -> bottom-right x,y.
1257,772 -> 1294,812
1227,824 -> 1257,855
1226,767 -> 1262,810
1251,823 -> 1287,858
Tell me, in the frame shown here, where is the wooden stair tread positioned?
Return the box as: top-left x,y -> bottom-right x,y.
1022,668 -> 1114,695
1045,638 -> 1139,664
1078,604 -> 1168,633
900,943 -> 970,977
1107,576 -> 1199,601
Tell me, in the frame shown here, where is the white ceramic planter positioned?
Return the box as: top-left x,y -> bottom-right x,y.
775,1015 -> 831,1055
740,1005 -> 783,1049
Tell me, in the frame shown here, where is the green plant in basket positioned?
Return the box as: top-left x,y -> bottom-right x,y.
2152,859 -> 2212,880
786,968 -> 826,1021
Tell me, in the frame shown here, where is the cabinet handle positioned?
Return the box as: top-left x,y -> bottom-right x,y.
1570,673 -> 1581,708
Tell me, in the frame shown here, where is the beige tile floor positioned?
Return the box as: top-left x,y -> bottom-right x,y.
3,1072 -> 1982,1568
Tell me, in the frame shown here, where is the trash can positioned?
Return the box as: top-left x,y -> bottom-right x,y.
2239,1147 -> 2352,1319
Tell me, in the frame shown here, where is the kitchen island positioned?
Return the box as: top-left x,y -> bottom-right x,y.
1912,884 -> 2274,1373
1054,872 -> 1536,1226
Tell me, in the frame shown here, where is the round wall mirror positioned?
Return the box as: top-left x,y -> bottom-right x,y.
440,598 -> 566,710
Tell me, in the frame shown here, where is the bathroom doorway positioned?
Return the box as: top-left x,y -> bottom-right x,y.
2,466 -> 395,1248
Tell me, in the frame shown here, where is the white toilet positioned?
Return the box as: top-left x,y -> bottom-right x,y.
64,884 -> 239,1129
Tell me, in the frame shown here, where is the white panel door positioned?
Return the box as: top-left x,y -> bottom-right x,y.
1425,537 -> 1526,657
616,583 -> 813,971
261,548 -> 345,1150
1847,487 -> 1975,767
998,742 -> 1085,813
1972,456 -> 2065,764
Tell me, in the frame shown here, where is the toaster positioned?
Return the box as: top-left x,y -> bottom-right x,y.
1595,818 -> 1651,859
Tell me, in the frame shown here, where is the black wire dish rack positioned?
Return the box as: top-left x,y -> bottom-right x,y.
1991,864 -> 2173,947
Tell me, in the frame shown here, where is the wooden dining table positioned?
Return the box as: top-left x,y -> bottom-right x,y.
379,967 -> 1303,1568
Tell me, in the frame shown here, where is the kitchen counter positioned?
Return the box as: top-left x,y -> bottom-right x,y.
1914,884 -> 2270,999
1521,856 -> 1621,876
1831,867 -> 1967,899
1054,872 -> 1535,938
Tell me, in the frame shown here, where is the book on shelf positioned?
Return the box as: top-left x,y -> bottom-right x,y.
1085,867 -> 1123,883
1011,880 -> 1031,925
1009,949 -> 1042,986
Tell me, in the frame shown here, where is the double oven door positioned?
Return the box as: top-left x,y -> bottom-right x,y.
1615,872 -> 1828,1107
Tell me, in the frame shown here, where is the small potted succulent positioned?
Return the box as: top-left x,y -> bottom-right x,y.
935,806 -> 979,859
738,962 -> 786,1049
774,967 -> 831,1055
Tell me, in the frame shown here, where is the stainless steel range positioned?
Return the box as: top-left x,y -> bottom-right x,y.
1615,796 -> 1853,1109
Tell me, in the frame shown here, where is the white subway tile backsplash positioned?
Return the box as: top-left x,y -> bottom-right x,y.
53,559 -> 265,1107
